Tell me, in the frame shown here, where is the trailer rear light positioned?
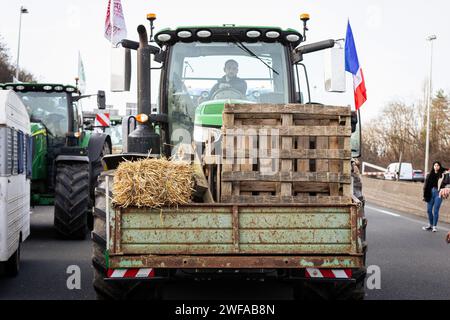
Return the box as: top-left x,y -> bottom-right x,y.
66,87 -> 76,92
5,86 -> 14,90
54,86 -> 64,91
15,85 -> 25,90
305,268 -> 353,279
107,268 -> 155,279
43,85 -> 52,91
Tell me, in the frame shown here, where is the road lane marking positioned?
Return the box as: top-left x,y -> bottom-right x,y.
366,205 -> 450,232
366,207 -> 401,217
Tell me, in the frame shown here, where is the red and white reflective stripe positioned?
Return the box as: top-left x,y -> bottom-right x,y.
305,268 -> 352,279
95,113 -> 110,127
107,268 -> 155,278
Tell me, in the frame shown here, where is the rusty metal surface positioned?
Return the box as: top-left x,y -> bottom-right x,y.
232,205 -> 239,253
109,255 -> 364,269
113,203 -> 362,258
120,203 -> 356,210
350,205 -> 358,254
120,244 -> 353,255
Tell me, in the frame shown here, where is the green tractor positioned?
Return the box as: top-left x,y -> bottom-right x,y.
0,83 -> 112,239
91,15 -> 366,300
82,110 -> 124,154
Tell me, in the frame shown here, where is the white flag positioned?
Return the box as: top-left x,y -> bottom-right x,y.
78,51 -> 86,94
104,0 -> 127,46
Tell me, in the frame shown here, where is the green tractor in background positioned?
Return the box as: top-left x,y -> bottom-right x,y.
0,83 -> 112,239
82,110 -> 124,154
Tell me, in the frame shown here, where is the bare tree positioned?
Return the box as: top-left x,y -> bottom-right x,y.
0,35 -> 35,83
362,91 -> 450,170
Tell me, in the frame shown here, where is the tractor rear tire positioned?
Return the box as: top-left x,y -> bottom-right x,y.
54,162 -> 90,240
88,142 -> 111,230
92,171 -> 161,300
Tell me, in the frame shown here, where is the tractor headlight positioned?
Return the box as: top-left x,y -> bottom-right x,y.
193,125 -> 222,143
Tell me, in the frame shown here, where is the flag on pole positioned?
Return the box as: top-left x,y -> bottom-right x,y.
345,21 -> 367,110
78,51 -> 86,94
104,0 -> 127,46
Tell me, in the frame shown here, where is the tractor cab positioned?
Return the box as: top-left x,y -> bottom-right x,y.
0,83 -> 81,146
155,26 -> 302,149
113,17 -> 359,161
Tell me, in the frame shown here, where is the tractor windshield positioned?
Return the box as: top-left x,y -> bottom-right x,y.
167,41 -> 289,144
17,91 -> 69,138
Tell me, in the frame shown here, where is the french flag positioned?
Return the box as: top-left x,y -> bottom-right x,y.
345,21 -> 367,110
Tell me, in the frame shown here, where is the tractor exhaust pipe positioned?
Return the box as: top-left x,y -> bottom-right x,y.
127,25 -> 161,155
137,25 -> 151,116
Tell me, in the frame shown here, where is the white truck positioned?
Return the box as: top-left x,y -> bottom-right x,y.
384,162 -> 413,181
0,90 -> 31,277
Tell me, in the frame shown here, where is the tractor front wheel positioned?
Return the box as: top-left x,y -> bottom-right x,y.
54,162 -> 90,240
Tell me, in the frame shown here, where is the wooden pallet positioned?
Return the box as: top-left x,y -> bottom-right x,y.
220,104 -> 353,204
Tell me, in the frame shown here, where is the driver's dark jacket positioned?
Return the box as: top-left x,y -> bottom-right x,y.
210,76 -> 247,97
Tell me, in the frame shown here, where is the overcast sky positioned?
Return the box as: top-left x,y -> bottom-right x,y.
1,0 -> 449,122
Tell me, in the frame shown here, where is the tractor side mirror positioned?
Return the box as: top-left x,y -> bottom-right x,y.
111,46 -> 132,92
324,46 -> 346,93
97,90 -> 106,109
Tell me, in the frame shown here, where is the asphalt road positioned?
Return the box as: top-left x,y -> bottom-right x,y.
0,203 -> 449,300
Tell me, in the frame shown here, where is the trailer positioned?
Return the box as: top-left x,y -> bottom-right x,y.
0,90 -> 31,277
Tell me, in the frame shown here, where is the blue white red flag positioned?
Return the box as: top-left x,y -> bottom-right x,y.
345,21 -> 367,110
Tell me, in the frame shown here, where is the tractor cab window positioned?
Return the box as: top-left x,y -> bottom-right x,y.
17,91 -> 69,138
167,41 -> 289,145
72,101 -> 80,133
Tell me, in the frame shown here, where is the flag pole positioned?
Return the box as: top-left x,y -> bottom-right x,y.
109,0 -> 114,103
111,0 -> 114,47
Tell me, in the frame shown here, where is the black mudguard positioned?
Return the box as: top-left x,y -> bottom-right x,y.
88,132 -> 112,163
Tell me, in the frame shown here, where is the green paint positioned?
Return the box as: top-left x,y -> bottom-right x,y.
116,206 -> 354,256
105,249 -> 110,269
80,130 -> 91,148
194,99 -> 252,127
31,123 -> 47,181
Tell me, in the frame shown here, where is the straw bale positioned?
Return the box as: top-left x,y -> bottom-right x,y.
113,158 -> 194,208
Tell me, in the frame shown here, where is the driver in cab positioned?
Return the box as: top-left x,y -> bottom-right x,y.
209,59 -> 247,98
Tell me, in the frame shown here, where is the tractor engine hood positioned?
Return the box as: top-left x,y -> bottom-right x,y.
194,99 -> 255,128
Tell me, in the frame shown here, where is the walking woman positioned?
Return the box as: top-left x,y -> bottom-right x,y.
423,161 -> 448,232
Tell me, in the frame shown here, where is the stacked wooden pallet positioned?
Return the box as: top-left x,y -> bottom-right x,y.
220,104 -> 353,204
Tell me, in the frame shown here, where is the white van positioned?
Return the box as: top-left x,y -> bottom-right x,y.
384,162 -> 413,181
0,90 -> 31,277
